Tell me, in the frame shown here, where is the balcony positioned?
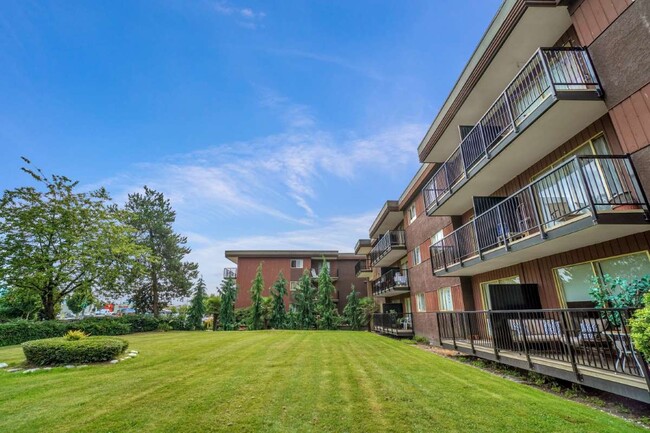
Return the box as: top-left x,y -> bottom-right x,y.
223,268 -> 237,279
370,230 -> 407,267
355,259 -> 372,278
430,155 -> 649,276
372,312 -> 413,338
423,48 -> 605,216
311,267 -> 339,281
373,269 -> 410,297
436,308 -> 650,403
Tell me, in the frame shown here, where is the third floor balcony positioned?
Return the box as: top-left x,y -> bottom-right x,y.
373,268 -> 410,297
369,230 -> 407,267
423,48 -> 605,217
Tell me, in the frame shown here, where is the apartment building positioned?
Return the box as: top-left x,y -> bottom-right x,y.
357,0 -> 650,402
224,250 -> 368,314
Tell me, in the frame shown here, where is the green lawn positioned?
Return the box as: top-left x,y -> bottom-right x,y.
0,331 -> 643,433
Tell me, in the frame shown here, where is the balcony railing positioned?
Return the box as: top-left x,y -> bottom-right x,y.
436,309 -> 650,390
430,155 -> 648,274
311,267 -> 338,279
423,48 -> 602,214
223,268 -> 237,279
355,259 -> 371,276
370,230 -> 406,266
373,269 -> 409,296
373,312 -> 413,336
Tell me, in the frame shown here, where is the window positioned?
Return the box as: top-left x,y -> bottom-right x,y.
290,259 -> 303,269
408,204 -> 417,224
554,251 -> 650,306
416,293 -> 426,312
289,281 -> 299,291
413,246 -> 422,266
431,229 -> 444,245
480,276 -> 521,310
438,287 -> 453,311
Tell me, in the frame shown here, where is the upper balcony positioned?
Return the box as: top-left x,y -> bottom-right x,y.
423,48 -> 606,217
373,268 -> 410,298
430,155 -> 650,276
223,267 -> 237,279
369,230 -> 407,268
355,259 -> 372,278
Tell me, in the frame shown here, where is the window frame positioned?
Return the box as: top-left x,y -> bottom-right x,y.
290,259 -> 303,269
416,292 -> 426,312
413,246 -> 422,266
408,203 -> 417,224
438,287 -> 454,311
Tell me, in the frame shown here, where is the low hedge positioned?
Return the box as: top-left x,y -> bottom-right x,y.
22,336 -> 129,366
0,315 -> 191,347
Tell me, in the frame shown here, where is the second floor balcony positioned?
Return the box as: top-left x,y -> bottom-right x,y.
423,48 -> 605,217
430,155 -> 650,276
373,268 -> 409,297
369,230 -> 407,267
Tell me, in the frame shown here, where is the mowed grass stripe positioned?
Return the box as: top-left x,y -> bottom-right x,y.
0,331 -> 644,433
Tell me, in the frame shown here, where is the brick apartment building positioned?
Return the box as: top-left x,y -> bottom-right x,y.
354,0 -> 650,402
224,250 -> 369,314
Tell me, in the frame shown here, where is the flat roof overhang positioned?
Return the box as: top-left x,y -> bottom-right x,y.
356,269 -> 373,279
372,247 -> 407,268
427,97 -> 608,216
225,250 -> 340,264
433,212 -> 650,277
369,201 -> 402,239
419,5 -> 571,163
354,239 -> 372,255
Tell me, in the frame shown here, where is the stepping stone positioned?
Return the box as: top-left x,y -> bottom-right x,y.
0,363 -> 8,368
23,368 -> 40,374
109,360 -> 119,364
78,365 -> 88,368
64,365 -> 75,369
43,367 -> 53,371
7,368 -> 22,373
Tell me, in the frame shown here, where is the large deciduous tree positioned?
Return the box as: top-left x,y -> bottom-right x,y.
124,186 -> 198,316
269,272 -> 288,329
219,276 -> 238,331
187,277 -> 207,330
249,263 -> 264,330
0,159 -> 147,320
316,259 -> 339,330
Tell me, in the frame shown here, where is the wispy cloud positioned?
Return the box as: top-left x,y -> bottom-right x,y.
212,1 -> 266,29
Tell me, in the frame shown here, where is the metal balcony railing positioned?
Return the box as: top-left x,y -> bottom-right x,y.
436,308 -> 650,384
430,155 -> 649,273
370,230 -> 406,266
223,268 -> 237,279
373,312 -> 413,336
355,259 -> 371,276
373,269 -> 409,296
423,48 -> 602,213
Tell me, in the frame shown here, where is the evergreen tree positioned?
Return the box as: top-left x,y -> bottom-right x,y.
316,259 -> 340,330
219,277 -> 238,331
269,272 -> 288,329
249,263 -> 265,330
343,285 -> 363,330
124,186 -> 199,316
187,277 -> 207,330
294,269 -> 317,329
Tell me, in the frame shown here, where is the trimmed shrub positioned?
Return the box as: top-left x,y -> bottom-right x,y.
22,336 -> 129,366
64,330 -> 88,341
0,320 -> 68,346
68,318 -> 131,336
120,315 -> 160,333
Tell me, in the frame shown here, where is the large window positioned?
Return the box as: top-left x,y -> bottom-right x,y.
480,276 -> 521,310
554,251 -> 650,307
438,287 -> 453,311
408,204 -> 417,224
290,259 -> 303,269
431,229 -> 444,245
416,293 -> 426,312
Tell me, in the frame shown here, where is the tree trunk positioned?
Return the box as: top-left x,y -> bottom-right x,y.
152,271 -> 159,317
40,291 -> 56,321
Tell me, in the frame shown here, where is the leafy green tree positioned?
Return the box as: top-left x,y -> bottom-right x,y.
343,285 -> 363,330
269,272 -> 288,329
187,277 -> 207,330
249,264 -> 265,330
294,269 -> 317,329
65,284 -> 95,317
204,294 -> 221,331
316,260 -> 340,330
0,159 -> 148,320
219,277 -> 238,331
359,296 -> 379,330
124,186 -> 199,316
0,287 -> 42,321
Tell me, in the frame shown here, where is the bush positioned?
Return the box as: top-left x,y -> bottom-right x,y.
22,336 -> 129,366
64,330 -> 88,341
120,315 -> 160,333
630,292 -> 650,359
68,318 -> 131,336
0,320 -> 67,346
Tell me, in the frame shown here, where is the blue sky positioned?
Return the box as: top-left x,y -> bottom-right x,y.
0,0 -> 501,292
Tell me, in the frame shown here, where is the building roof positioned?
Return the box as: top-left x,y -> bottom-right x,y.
225,250 -> 363,264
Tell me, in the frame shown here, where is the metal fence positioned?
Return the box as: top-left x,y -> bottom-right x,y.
370,230 -> 406,266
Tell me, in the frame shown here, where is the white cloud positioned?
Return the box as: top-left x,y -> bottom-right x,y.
212,1 -> 266,29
